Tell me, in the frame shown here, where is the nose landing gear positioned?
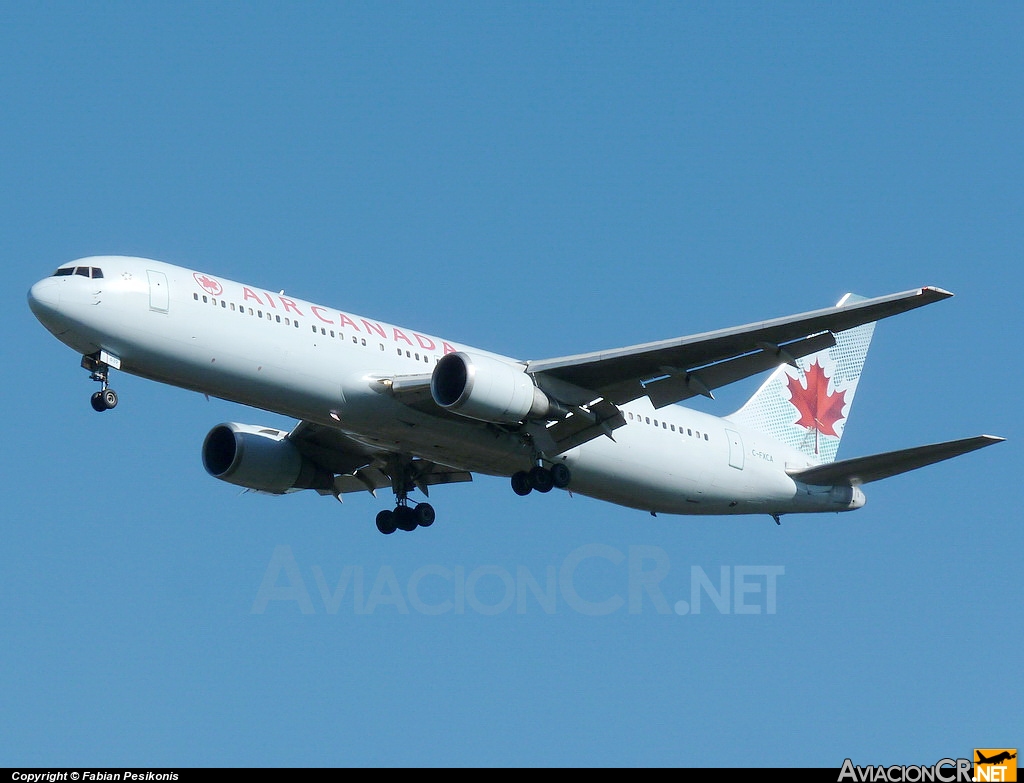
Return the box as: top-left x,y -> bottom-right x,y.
82,352 -> 119,412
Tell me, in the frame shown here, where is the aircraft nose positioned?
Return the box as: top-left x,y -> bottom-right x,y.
27,277 -> 61,320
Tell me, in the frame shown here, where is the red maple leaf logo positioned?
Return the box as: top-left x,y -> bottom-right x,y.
786,360 -> 847,438
193,272 -> 223,296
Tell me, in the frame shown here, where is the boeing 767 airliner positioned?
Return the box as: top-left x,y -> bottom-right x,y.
28,256 -> 1002,533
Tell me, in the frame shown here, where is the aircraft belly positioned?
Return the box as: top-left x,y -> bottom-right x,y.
334,380 -> 532,475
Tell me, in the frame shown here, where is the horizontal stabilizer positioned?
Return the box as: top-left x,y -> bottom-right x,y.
788,435 -> 1004,486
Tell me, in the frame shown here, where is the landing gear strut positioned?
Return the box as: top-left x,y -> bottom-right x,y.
511,461 -> 572,497
83,353 -> 118,412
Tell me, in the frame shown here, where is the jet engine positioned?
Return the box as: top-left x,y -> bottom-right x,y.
431,352 -> 555,424
202,422 -> 333,494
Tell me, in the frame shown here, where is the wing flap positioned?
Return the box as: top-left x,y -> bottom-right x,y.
644,332 -> 837,409
787,435 -> 1004,486
539,399 -> 627,453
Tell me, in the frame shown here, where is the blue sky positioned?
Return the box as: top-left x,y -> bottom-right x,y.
3,2 -> 1021,768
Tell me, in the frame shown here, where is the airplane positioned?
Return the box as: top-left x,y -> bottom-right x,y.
27,256 -> 1003,534
976,752 -> 1016,765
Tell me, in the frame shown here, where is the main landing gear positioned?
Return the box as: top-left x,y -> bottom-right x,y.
375,501 -> 435,535
373,456 -> 436,535
510,462 -> 571,496
83,353 -> 119,412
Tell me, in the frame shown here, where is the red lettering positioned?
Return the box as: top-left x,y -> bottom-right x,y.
415,334 -> 436,351
361,320 -> 386,339
338,313 -> 360,331
393,328 -> 413,346
242,287 -> 264,305
443,342 -> 457,355
310,305 -> 334,324
263,294 -> 277,309
280,297 -> 304,316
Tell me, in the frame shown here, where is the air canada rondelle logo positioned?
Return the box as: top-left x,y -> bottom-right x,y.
193,272 -> 223,296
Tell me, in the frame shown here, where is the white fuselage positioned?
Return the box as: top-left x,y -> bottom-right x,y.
28,256 -> 865,517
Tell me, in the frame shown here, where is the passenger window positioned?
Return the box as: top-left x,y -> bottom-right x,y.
704,433 -> 709,441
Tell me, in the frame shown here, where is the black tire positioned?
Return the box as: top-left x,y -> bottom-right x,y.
511,471 -> 533,496
375,510 -> 396,535
102,389 -> 118,409
529,466 -> 554,493
394,506 -> 418,532
415,503 -> 435,527
90,392 -> 107,412
550,462 -> 572,489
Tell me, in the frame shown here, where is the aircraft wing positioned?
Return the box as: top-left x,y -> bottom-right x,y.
787,435 -> 1004,486
527,286 -> 952,409
287,420 -> 473,498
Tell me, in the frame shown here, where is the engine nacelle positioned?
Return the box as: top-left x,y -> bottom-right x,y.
202,422 -> 333,494
431,352 -> 553,424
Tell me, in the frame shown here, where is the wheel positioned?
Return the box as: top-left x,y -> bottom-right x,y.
529,466 -> 554,493
90,392 -> 107,412
375,509 -> 396,535
394,505 -> 418,532
102,389 -> 118,410
511,471 -> 532,496
550,462 -> 571,489
415,503 -> 435,527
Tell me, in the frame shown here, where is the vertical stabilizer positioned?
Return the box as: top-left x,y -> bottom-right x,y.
727,294 -> 874,464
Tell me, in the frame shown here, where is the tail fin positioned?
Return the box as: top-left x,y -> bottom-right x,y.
727,294 -> 874,464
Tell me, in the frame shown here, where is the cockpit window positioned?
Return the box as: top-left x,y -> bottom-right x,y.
53,266 -> 103,278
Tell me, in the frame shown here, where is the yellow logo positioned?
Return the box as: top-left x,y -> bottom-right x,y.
975,750 -> 1017,782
